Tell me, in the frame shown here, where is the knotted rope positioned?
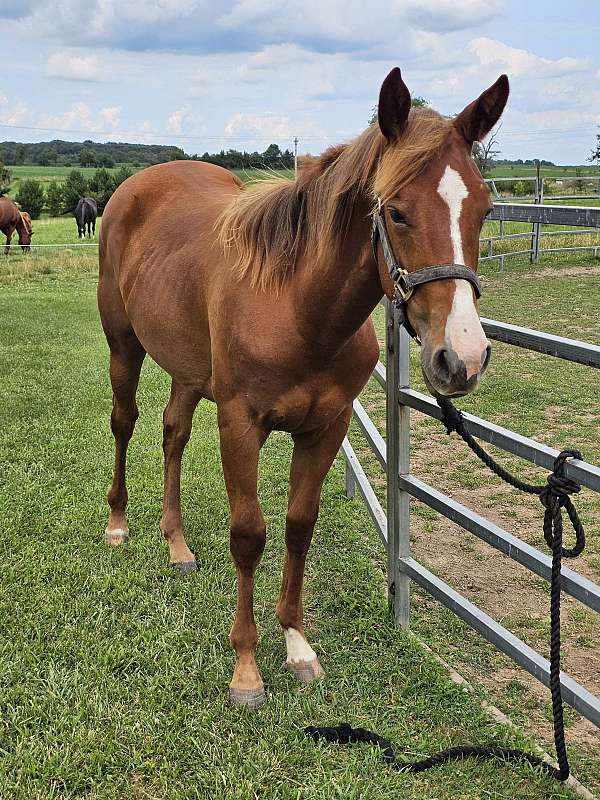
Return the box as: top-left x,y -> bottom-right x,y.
306,398 -> 587,782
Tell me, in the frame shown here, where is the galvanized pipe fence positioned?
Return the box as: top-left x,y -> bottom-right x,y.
481,202 -> 600,269
482,186 -> 600,268
343,304 -> 600,731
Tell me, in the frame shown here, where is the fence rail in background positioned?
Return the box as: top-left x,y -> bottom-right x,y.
482,201 -> 600,267
4,243 -> 99,250
343,299 -> 600,729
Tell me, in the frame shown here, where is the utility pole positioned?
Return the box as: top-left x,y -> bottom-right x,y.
293,136 -> 298,178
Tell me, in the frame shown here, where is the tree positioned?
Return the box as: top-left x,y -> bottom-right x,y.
79,147 -> 97,167
589,130 -> 600,163
16,179 -> 45,219
0,159 -> 11,196
472,126 -> 501,177
369,95 -> 428,125
46,181 -> 64,217
63,169 -> 88,212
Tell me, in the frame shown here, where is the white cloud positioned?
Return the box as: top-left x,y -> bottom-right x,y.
46,51 -> 103,82
224,112 -> 293,139
166,105 -> 192,135
37,102 -> 121,133
469,38 -> 589,79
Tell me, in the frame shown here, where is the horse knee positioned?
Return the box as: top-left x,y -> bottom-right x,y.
285,509 -> 318,555
162,419 -> 191,454
110,404 -> 138,440
230,511 -> 266,570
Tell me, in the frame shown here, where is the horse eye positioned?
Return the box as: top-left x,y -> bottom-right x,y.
388,207 -> 407,225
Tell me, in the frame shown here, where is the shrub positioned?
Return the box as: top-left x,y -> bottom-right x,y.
113,165 -> 133,188
88,167 -> 115,212
63,169 -> 88,212
16,179 -> 45,219
46,181 -> 64,216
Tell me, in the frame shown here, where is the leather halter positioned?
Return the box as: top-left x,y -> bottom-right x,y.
371,199 -> 482,342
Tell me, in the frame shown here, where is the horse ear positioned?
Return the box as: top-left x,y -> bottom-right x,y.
378,67 -> 411,144
454,75 -> 509,145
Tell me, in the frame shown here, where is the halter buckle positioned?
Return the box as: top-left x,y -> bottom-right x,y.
393,269 -> 413,303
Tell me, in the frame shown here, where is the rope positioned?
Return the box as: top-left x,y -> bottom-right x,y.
305,398 -> 587,783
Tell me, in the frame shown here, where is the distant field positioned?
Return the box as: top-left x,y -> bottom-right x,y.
489,164 -> 600,178
6,164 -> 142,197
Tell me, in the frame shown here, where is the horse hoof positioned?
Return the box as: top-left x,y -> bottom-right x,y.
286,658 -> 325,684
169,560 -> 197,575
104,528 -> 128,546
229,686 -> 266,709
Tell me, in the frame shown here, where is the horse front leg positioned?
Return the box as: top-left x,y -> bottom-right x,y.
276,406 -> 352,683
4,226 -> 15,255
218,403 -> 268,708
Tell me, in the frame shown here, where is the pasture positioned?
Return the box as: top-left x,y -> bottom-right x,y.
1,222 -> 599,797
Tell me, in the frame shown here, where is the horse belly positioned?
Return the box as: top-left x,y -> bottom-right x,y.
123,261 -> 213,393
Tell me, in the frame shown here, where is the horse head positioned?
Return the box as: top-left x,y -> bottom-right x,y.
373,68 -> 509,398
18,211 -> 33,253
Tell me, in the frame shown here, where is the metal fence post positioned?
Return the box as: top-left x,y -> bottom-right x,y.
385,299 -> 411,627
344,456 -> 356,499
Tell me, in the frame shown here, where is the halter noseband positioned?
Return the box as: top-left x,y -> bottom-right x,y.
371,199 -> 482,342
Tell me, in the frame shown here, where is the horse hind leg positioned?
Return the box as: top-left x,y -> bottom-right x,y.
160,381 -> 201,572
103,326 -> 146,545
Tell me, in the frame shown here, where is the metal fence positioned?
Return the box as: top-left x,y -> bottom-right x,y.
343,303 -> 600,730
480,202 -> 600,269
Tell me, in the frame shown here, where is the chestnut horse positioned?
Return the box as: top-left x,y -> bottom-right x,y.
98,68 -> 509,708
0,197 -> 33,254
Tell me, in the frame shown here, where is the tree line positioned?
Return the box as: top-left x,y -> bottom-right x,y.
0,139 -> 186,168
0,139 -> 295,171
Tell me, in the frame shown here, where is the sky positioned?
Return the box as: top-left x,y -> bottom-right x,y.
0,0 -> 599,164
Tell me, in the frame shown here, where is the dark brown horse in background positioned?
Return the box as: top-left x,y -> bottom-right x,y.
98,68 -> 508,708
75,197 -> 98,239
0,197 -> 33,254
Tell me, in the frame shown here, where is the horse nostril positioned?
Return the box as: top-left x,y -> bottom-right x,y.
434,348 -> 452,383
481,344 -> 492,373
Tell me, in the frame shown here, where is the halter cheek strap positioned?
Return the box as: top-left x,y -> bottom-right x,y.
371,200 -> 482,342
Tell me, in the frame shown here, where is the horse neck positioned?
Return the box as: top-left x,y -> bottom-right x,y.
291,198 -> 383,356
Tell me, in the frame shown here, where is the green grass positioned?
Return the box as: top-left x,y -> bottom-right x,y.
0,266 -> 581,797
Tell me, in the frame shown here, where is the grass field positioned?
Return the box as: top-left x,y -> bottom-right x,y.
7,165 -> 140,197
2,243 -> 596,797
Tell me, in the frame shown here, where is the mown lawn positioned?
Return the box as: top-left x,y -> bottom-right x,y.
0,264 -> 580,799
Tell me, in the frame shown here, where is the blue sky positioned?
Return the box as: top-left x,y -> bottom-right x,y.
0,0 -> 599,164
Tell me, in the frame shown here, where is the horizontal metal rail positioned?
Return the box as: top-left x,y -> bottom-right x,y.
480,318 -> 600,368
400,556 -> 600,728
399,474 -> 600,614
488,203 -> 600,227
399,387 -> 600,493
342,437 -> 387,547
350,394 -> 600,613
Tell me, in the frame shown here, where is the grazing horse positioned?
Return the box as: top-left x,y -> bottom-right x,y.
75,197 -> 97,239
98,68 -> 509,708
0,197 -> 33,254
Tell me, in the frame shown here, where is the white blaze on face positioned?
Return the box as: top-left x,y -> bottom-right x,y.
437,164 -> 468,264
437,164 -> 488,379
285,628 -> 317,665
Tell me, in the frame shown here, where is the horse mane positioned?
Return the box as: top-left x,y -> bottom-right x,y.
18,211 -> 32,235
217,108 -> 453,293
